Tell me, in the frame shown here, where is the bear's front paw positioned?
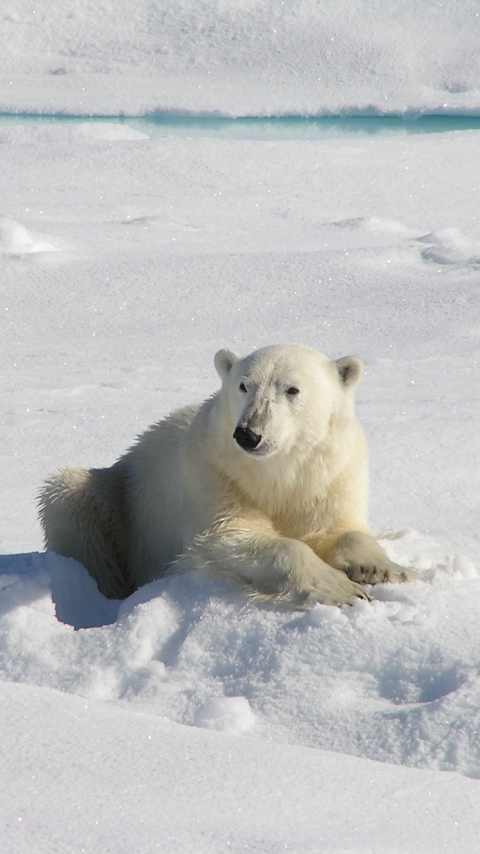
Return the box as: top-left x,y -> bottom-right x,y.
344,560 -> 412,585
299,566 -> 371,609
331,531 -> 412,586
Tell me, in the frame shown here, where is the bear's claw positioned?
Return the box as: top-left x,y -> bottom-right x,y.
345,560 -> 412,585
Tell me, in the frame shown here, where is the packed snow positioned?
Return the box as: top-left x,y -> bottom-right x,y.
1,2 -> 480,852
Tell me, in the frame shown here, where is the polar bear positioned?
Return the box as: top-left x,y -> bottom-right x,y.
39,344 -> 410,608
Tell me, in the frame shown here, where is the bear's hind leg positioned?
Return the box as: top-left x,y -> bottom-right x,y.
38,466 -> 132,599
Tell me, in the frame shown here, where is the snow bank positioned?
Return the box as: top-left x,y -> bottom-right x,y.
3,680 -> 479,854
1,540 -> 480,778
1,0 -> 480,116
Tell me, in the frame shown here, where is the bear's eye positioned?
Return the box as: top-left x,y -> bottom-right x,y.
239,382 -> 247,392
286,386 -> 300,396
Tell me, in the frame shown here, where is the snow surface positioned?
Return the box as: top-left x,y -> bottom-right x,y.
2,0 -> 480,117
2,2 -> 480,852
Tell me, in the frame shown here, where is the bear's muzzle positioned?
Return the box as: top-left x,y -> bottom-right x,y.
233,425 -> 262,451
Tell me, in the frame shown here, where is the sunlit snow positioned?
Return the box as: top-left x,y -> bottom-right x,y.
1,2 -> 480,852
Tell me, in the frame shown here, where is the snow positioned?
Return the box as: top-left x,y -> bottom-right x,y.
4,683 -> 480,854
2,0 -> 480,116
1,2 -> 480,852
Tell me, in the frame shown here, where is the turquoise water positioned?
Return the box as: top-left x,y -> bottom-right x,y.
2,112 -> 480,140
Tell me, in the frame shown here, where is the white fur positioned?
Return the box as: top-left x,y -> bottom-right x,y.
39,344 -> 410,607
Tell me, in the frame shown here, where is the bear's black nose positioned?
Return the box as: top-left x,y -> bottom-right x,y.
233,426 -> 262,451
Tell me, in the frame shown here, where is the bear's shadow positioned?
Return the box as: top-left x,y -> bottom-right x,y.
0,551 -> 245,631
0,551 -> 121,629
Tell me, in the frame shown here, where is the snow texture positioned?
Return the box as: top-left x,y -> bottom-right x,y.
1,2 -> 480,852
2,0 -> 480,116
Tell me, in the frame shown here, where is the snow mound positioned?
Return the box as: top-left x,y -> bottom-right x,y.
194,696 -> 255,734
417,227 -> 480,265
0,217 -> 58,254
1,537 -> 479,777
333,216 -> 412,235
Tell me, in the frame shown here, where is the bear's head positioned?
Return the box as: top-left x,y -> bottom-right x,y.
214,344 -> 363,459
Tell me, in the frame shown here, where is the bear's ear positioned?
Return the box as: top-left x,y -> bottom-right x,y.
214,348 -> 240,381
335,356 -> 363,388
